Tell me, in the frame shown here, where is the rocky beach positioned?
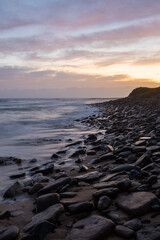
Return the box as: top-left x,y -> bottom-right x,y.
1,87 -> 160,240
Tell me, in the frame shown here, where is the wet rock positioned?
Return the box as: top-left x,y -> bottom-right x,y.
78,165 -> 88,173
70,149 -> 86,158
36,193 -> 60,212
0,225 -> 19,240
135,152 -> 151,167
35,163 -> 54,175
106,211 -> 129,225
29,183 -> 43,195
111,164 -> 134,173
116,191 -> 158,217
38,177 -> 71,195
3,181 -> 24,198
115,225 -> 134,239
136,226 -> 160,240
93,188 -> 119,200
146,145 -> 160,152
32,173 -> 49,183
60,192 -> 77,198
51,153 -> 59,159
98,196 -> 111,211
75,171 -> 101,182
22,221 -> 54,240
65,215 -> 115,240
124,218 -> 142,231
67,201 -> 93,214
0,211 -> 10,219
9,172 -> 26,179
24,204 -> 64,232
86,134 -> 97,141
100,172 -> 126,182
91,152 -> 114,164
117,178 -> 131,191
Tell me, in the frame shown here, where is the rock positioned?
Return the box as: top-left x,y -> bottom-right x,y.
91,153 -> 114,164
3,181 -> 24,198
111,164 -> 134,173
38,177 -> 71,195
146,146 -> 160,152
35,163 -> 54,175
100,172 -> 126,182
23,221 -> 54,240
36,193 -> 60,212
9,172 -> 26,179
70,149 -> 86,158
0,225 -> 19,240
93,188 -> 119,200
60,192 -> 77,198
136,226 -> 160,240
115,225 -> 134,239
75,171 -> 101,182
67,201 -> 93,214
78,165 -> 88,173
116,191 -> 158,217
106,211 -> 129,225
29,183 -> 43,195
124,218 -> 142,231
98,196 -> 111,211
117,178 -> 131,191
0,211 -> 10,219
32,173 -> 49,183
51,154 -> 59,159
86,134 -> 97,141
135,140 -> 146,146
135,152 -> 151,167
24,204 -> 64,232
65,215 -> 115,240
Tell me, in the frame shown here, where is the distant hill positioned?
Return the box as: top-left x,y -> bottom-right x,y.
128,87 -> 160,99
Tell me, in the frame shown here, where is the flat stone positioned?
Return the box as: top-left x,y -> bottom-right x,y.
65,215 -> 115,240
136,226 -> 160,240
115,225 -> 134,239
9,172 -> 26,179
29,183 -> 43,195
67,201 -> 93,214
24,204 -> 64,232
116,191 -> 158,217
75,171 -> 101,182
146,146 -> 160,152
100,172 -> 126,182
0,226 -> 19,240
36,193 -> 60,212
38,177 -> 71,195
91,153 -> 114,164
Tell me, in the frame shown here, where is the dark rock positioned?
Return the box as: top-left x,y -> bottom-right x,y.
117,178 -> 131,191
98,196 -> 111,211
115,225 -> 134,239
100,172 -> 126,182
9,172 -> 26,179
32,173 -> 49,183
60,192 -> 77,198
93,188 -> 119,200
136,226 -> 160,240
124,218 -> 142,231
65,215 -> 115,240
51,154 -> 59,159
78,165 -> 88,173
38,177 -> 71,195
116,191 -> 158,217
23,221 -> 54,240
29,183 -> 43,195
135,152 -> 151,167
91,152 -> 114,164
0,211 -> 10,219
3,181 -> 24,198
36,193 -> 60,212
111,164 -> 134,173
67,201 -> 93,214
0,226 -> 19,240
86,134 -> 97,141
24,204 -> 64,232
75,171 -> 101,182
146,146 -> 160,152
70,149 -> 86,158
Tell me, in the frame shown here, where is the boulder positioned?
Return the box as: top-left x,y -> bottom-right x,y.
124,218 -> 142,231
115,225 -> 134,239
24,204 -> 64,232
116,191 -> 158,216
65,215 -> 115,240
0,226 -> 19,240
75,171 -> 101,182
98,196 -> 111,211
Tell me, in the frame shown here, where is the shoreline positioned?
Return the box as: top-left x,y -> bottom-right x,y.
1,97 -> 160,240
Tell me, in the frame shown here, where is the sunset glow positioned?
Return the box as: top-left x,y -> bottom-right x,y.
0,0 -> 160,97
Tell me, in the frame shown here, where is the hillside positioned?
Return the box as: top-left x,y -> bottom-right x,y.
128,87 -> 160,99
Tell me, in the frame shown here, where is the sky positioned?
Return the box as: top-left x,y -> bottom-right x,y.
0,0 -> 160,98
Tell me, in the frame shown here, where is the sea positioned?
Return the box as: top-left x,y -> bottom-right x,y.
0,98 -> 108,199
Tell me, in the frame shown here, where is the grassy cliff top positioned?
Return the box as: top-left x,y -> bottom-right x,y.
128,87 -> 160,99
